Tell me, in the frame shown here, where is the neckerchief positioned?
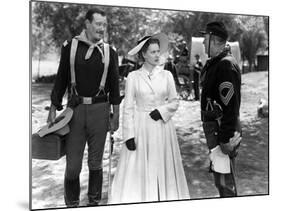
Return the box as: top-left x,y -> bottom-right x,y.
74,30 -> 104,61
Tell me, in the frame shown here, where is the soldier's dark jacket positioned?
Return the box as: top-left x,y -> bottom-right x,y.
51,39 -> 120,111
200,49 -> 241,144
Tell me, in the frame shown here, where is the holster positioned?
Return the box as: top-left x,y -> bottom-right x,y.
202,121 -> 219,150
201,100 -> 223,122
201,99 -> 222,150
202,99 -> 241,158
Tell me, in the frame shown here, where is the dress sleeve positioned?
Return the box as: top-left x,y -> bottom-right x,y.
157,71 -> 179,122
122,72 -> 136,142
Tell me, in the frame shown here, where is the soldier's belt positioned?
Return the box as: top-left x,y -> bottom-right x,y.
79,95 -> 108,105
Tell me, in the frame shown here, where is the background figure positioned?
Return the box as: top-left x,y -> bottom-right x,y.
164,55 -> 180,86
193,54 -> 203,100
200,21 -> 242,197
47,8 -> 120,207
181,40 -> 189,58
109,33 -> 190,204
119,56 -> 136,78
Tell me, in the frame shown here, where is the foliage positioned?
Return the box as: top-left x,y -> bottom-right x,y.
235,16 -> 268,71
35,74 -> 57,83
31,3 -> 55,59
31,1 -> 268,71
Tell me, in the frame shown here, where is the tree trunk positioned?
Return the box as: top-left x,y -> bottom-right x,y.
249,60 -> 253,72
37,38 -> 42,79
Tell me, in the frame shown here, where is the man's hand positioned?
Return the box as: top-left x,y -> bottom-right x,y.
47,104 -> 57,124
230,131 -> 242,147
220,131 -> 242,156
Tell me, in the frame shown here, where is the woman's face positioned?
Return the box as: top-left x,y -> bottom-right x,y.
142,43 -> 160,66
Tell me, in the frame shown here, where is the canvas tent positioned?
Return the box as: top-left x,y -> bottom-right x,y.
227,41 -> 242,69
190,37 -> 208,66
190,37 -> 242,69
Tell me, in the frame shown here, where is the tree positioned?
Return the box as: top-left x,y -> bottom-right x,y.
32,2 -> 87,49
32,2 -> 154,57
235,16 -> 268,71
32,2 -> 55,59
32,1 -> 268,73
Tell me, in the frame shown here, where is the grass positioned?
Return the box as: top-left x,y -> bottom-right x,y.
31,70 -> 269,209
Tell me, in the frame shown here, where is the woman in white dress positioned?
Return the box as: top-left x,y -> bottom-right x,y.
109,33 -> 190,204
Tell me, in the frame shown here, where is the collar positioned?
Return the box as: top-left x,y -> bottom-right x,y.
207,48 -> 230,66
141,65 -> 162,78
200,48 -> 230,86
75,30 -> 103,46
74,30 -> 104,60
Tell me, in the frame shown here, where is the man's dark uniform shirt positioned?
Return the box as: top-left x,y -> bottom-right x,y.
200,50 -> 241,144
51,40 -> 120,111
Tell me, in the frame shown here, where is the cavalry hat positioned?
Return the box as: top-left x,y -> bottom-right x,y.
200,21 -> 228,41
128,33 -> 169,56
37,107 -> 73,137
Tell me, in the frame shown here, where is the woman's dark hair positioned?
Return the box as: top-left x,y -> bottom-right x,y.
85,8 -> 106,23
137,38 -> 160,62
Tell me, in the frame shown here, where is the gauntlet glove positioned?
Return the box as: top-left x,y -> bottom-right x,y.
149,109 -> 163,121
126,138 -> 136,151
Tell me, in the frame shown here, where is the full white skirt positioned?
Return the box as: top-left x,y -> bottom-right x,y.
108,110 -> 190,204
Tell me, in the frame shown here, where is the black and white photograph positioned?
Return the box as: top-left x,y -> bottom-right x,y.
28,0 -> 271,210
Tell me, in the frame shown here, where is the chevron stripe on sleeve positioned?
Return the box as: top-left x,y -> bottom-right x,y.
219,81 -> 234,106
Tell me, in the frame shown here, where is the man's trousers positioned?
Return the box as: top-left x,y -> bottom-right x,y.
64,102 -> 110,206
212,159 -> 237,197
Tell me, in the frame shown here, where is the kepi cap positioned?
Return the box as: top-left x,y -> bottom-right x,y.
200,21 -> 228,41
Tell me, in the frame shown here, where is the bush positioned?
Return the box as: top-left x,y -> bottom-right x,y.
35,74 -> 57,83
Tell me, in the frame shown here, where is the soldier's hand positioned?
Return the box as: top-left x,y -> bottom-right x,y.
229,131 -> 242,147
47,104 -> 56,124
220,132 -> 241,155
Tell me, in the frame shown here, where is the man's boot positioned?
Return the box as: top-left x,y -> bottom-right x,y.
64,177 -> 80,207
88,169 -> 103,206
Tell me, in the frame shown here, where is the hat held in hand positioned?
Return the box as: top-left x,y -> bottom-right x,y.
37,107 -> 73,137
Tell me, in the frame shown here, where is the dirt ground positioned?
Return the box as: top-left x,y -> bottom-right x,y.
31,71 -> 268,210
